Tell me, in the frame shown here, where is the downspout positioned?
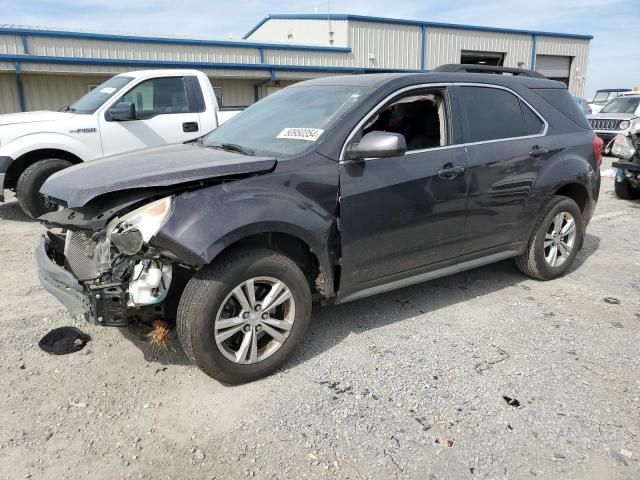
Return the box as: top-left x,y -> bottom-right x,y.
530,34 -> 537,70
15,61 -> 26,112
254,70 -> 275,103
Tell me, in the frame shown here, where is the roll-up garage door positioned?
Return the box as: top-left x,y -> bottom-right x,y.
535,55 -> 571,85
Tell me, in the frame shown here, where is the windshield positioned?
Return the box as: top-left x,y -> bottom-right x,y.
600,97 -> 640,114
203,85 -> 370,157
70,76 -> 133,114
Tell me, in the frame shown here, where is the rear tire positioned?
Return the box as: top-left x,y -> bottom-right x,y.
16,159 -> 73,218
177,247 -> 312,384
515,196 -> 583,280
614,177 -> 640,200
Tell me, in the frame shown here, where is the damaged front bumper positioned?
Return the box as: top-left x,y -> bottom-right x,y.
37,234 -> 177,327
36,237 -> 90,316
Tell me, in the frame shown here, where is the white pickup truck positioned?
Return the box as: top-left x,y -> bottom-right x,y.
0,69 -> 242,217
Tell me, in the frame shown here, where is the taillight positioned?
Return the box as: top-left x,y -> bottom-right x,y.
592,135 -> 604,168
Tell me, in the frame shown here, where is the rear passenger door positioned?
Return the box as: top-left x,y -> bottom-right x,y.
456,84 -> 557,256
99,76 -> 203,157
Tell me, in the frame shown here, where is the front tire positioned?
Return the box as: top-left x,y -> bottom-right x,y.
515,196 -> 583,280
614,177 -> 640,200
177,247 -> 312,384
16,159 -> 73,218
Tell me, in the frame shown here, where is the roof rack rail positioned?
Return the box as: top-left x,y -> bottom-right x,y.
433,64 -> 546,79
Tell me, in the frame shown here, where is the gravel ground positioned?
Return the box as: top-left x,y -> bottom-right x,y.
0,158 -> 638,480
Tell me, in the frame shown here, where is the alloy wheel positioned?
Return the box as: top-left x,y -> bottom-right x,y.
214,276 -> 295,364
544,211 -> 577,267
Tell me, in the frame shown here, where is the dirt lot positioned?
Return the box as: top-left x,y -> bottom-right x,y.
0,158 -> 638,480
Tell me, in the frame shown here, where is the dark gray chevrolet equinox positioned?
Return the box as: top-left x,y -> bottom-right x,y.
37,65 -> 602,383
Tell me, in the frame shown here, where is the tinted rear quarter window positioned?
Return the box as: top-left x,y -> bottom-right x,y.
532,88 -> 592,130
460,86 -> 525,142
522,102 -> 545,135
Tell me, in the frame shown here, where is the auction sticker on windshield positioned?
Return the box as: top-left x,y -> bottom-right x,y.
277,128 -> 324,141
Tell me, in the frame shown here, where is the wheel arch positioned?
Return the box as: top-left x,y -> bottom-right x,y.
6,149 -> 83,190
203,224 -> 336,299
553,182 -> 589,213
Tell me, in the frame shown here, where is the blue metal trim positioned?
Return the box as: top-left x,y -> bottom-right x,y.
243,15 -> 270,39
20,35 -> 29,54
0,53 -> 417,74
530,34 -> 537,70
0,27 -> 352,53
14,61 -> 26,112
245,13 -> 593,41
420,25 -> 426,70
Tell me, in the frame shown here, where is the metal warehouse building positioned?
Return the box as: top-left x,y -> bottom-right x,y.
0,13 -> 592,114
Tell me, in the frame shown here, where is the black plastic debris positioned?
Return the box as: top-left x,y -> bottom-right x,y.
603,297 -> 621,305
38,327 -> 90,355
503,396 -> 521,408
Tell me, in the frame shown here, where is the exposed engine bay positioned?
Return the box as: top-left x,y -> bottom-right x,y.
41,195 -> 193,327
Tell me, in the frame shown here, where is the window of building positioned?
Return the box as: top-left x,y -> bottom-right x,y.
121,77 -> 189,118
460,86 -> 544,142
362,89 -> 448,151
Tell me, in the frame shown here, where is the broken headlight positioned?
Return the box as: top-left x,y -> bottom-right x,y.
611,134 -> 635,160
110,197 -> 174,254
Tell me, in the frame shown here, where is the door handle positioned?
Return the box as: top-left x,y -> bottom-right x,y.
183,122 -> 199,133
438,164 -> 466,180
529,145 -> 549,157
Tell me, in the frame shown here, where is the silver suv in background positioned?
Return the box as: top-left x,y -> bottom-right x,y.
588,93 -> 640,149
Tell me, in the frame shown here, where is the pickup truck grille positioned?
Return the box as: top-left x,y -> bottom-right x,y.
589,119 -> 622,131
64,230 -> 100,281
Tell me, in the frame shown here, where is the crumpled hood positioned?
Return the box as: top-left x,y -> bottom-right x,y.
0,110 -> 77,126
41,142 -> 277,208
587,112 -> 638,121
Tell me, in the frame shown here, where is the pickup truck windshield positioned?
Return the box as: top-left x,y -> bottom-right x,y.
600,97 -> 640,114
69,76 -> 133,114
204,85 -> 370,157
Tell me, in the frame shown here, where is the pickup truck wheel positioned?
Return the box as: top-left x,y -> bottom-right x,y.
614,177 -> 640,200
16,159 -> 73,218
515,196 -> 583,280
177,247 -> 312,384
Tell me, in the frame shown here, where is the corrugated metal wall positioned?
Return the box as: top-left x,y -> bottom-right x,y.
536,37 -> 589,96
426,27 -> 533,69
21,74 -> 109,111
349,21 -> 421,70
0,73 -> 21,113
27,37 -> 261,64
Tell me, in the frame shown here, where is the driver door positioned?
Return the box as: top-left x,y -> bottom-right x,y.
98,76 -> 202,157
338,86 -> 469,294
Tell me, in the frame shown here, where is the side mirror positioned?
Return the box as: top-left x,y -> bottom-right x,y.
346,131 -> 407,160
108,102 -> 136,121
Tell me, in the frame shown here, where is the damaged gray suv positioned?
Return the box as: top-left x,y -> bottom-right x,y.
37,66 -> 601,383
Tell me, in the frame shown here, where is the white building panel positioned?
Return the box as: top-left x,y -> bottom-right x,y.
0,34 -> 24,54
426,27 -> 533,69
21,73 -> 109,111
536,36 -> 589,96
0,73 -> 21,113
26,36 -> 261,64
246,19 -> 349,47
263,49 -> 352,68
349,21 -> 421,70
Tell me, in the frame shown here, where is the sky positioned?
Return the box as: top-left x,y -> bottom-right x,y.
2,0 -> 639,97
